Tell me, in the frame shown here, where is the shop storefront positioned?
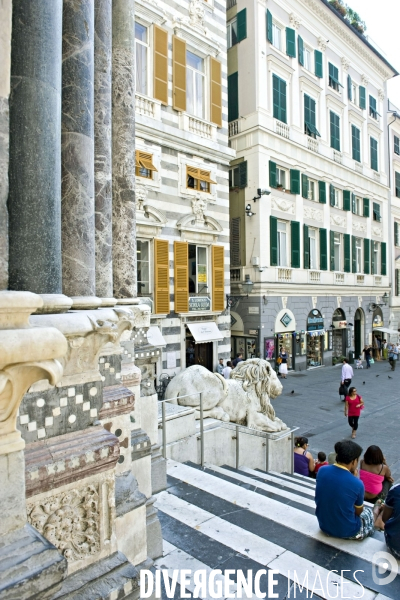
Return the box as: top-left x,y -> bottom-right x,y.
354,308 -> 365,359
185,322 -> 223,372
306,309 -> 325,369
332,308 -> 347,362
372,307 -> 384,359
274,309 -> 296,371
231,335 -> 258,360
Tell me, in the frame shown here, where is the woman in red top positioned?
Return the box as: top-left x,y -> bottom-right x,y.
344,387 -> 364,439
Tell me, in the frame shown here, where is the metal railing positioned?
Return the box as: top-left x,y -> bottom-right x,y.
158,393 -> 299,473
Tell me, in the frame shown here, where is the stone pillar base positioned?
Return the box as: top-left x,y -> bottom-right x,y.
146,496 -> 163,560
151,444 -> 166,494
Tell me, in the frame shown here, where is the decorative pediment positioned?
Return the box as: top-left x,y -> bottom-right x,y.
177,211 -> 222,243
173,9 -> 220,57
136,202 -> 167,237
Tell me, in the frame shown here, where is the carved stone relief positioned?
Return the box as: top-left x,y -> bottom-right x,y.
289,13 -> 301,29
282,297 -> 288,309
330,214 -> 346,227
378,89 -> 385,101
136,186 -> 148,212
189,0 -> 205,30
361,74 -> 369,86
304,206 -> 323,222
337,297 -> 342,307
318,36 -> 327,51
191,195 -> 208,224
341,57 -> 350,71
373,227 -> 382,237
353,221 -> 367,232
271,197 -> 295,214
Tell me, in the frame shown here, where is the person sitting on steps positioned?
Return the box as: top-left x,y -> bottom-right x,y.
359,445 -> 393,502
293,436 -> 315,478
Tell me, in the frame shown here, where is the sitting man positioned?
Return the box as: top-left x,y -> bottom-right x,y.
380,483 -> 400,558
315,440 -> 377,540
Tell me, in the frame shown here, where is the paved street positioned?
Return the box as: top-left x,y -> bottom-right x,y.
273,358 -> 400,481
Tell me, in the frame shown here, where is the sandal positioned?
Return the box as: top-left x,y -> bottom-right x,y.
351,431 -> 356,438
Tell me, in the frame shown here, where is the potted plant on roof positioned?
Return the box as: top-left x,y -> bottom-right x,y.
329,0 -> 347,17
345,8 -> 366,34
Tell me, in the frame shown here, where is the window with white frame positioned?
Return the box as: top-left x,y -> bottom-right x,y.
352,195 -> 363,216
188,244 -> 208,293
355,238 -> 362,273
334,188 -> 341,208
227,17 -> 238,49
277,221 -> 288,266
372,241 -> 380,275
308,179 -> 317,201
351,83 -> 357,105
272,23 -> 282,51
303,46 -> 312,72
309,228 -> 318,269
137,239 -> 150,295
186,51 -> 205,119
333,233 -> 341,271
276,167 -> 287,189
135,23 -> 148,95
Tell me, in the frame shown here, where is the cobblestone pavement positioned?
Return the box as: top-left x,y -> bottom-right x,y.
273,357 -> 400,482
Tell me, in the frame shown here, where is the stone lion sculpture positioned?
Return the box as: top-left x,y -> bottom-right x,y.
165,358 -> 287,432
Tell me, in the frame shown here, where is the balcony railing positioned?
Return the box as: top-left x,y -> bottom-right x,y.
275,121 -> 290,139
278,268 -> 292,282
333,150 -> 342,164
356,275 -> 365,285
227,0 -> 236,7
230,268 -> 241,282
335,272 -> 345,284
308,271 -> 321,283
373,172 -> 381,182
228,120 -> 239,137
135,93 -> 157,118
374,275 -> 382,285
188,115 -> 213,139
307,137 -> 319,153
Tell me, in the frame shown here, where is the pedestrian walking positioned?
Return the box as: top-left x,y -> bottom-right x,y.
222,361 -> 232,380
388,344 -> 398,371
363,345 -> 372,369
341,358 -> 353,390
382,339 -> 388,360
278,348 -> 289,378
345,386 -> 364,439
232,353 -> 243,368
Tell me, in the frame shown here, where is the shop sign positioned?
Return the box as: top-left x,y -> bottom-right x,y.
189,296 -> 211,311
280,312 -> 292,328
249,329 -> 258,335
333,320 -> 347,329
307,310 -> 324,331
249,306 -> 259,314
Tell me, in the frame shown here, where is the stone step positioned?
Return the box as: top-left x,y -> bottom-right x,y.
158,460 -> 400,599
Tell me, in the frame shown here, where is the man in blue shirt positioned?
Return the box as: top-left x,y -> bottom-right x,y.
315,440 -> 375,540
382,483 -> 400,558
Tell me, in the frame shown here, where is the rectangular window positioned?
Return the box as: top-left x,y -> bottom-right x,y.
351,125 -> 361,162
187,166 -> 216,193
373,202 -> 381,222
229,161 -> 247,189
334,232 -> 341,271
308,179 -> 316,201
272,23 -> 282,50
135,150 -> 158,179
188,245 -> 208,293
330,111 -> 341,151
369,95 -> 380,120
303,47 -> 311,71
227,17 -> 238,49
137,240 -> 150,295
372,241 -> 379,275
227,72 -> 239,122
304,94 -> 320,138
394,135 -> 400,155
351,82 -> 357,105
395,172 -> 400,198
135,23 -> 148,95
276,167 -> 287,189
186,51 -> 204,119
333,188 -> 341,208
309,228 -> 318,269
395,222 -> 400,247
314,50 -> 323,78
272,74 -> 287,123
370,137 -> 378,171
328,63 -> 341,92
355,196 -> 362,216
277,221 -> 288,267
355,238 -> 362,273
396,269 -> 400,296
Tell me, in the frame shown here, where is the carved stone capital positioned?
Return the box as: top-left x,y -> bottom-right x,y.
341,57 -> 350,71
289,13 -> 301,30
361,74 -> 369,86
378,88 -> 385,101
317,36 -> 327,51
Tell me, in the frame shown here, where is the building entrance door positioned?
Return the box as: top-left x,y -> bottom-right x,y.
195,342 -> 213,371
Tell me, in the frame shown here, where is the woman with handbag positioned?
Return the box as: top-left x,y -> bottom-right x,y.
278,348 -> 288,379
344,387 -> 364,438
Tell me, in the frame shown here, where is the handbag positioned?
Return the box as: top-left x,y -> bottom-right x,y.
370,358 -> 375,364
339,383 -> 349,396
277,357 -> 282,365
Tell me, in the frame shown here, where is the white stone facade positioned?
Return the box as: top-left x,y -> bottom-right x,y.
228,0 -> 397,368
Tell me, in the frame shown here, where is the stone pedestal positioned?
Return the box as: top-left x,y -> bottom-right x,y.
8,0 -> 63,293
146,496 -> 163,560
62,0 -> 96,297
112,0 -> 137,298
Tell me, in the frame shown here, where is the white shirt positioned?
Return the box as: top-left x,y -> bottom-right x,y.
341,363 -> 353,381
222,366 -> 232,379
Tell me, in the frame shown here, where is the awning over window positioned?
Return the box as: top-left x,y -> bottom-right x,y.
373,327 -> 399,336
187,322 -> 224,344
146,326 -> 166,347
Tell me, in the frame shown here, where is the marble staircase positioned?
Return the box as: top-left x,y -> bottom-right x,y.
153,460 -> 400,599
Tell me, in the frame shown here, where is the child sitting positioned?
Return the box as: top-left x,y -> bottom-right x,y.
314,452 -> 329,476
355,357 -> 363,369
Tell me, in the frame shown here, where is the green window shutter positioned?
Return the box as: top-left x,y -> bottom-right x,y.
237,9 -> 247,42
319,181 -> 326,204
273,74 -> 287,123
270,216 -> 278,266
364,238 -> 370,274
290,169 -> 300,195
343,190 -> 351,211
330,230 -> 335,271
304,94 -> 320,137
227,72 -> 239,122
266,9 -> 273,43
352,236 -> 357,273
363,198 -> 370,218
301,174 -> 308,199
394,135 -> 400,155
286,27 -> 296,58
352,125 -> 361,162
330,111 -> 340,151
344,234 -> 351,273
314,50 -> 323,78
303,224 -> 309,269
328,63 -> 340,89
238,161 -> 247,188
298,35 -> 304,66
351,193 -> 356,214
371,240 -> 375,275
381,242 -> 387,276
347,74 -> 352,101
269,160 -> 277,188
359,86 -> 366,109
369,95 -> 377,118
329,184 -> 335,207
395,172 -> 400,198
291,221 -> 300,268
395,221 -> 399,246
370,137 -> 378,171
319,228 -> 327,271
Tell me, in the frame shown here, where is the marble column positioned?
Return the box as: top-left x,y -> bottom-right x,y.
94,0 -> 113,298
62,0 -> 96,297
112,0 -> 137,298
8,0 -> 63,294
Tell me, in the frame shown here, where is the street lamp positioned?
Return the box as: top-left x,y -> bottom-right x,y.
226,275 -> 254,308
382,292 -> 389,306
245,203 -> 255,217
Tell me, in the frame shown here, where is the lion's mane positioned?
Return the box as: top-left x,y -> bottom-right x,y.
230,358 -> 276,419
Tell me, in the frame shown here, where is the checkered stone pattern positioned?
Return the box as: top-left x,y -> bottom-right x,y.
99,354 -> 122,387
18,380 -> 103,444
131,429 -> 151,462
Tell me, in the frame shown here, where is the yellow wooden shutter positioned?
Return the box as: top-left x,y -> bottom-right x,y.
154,239 -> 170,314
212,245 -> 225,312
154,25 -> 168,105
174,241 -> 189,313
172,36 -> 186,112
210,57 -> 222,127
